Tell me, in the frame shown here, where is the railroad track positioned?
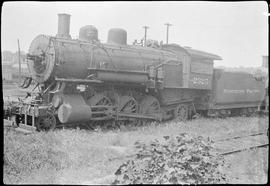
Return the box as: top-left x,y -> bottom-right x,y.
81,132 -> 269,185
83,132 -> 269,185
213,131 -> 268,156
105,131 -> 269,162
214,132 -> 266,142
220,143 -> 268,156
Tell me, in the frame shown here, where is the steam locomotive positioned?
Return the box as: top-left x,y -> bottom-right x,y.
3,13 -> 267,131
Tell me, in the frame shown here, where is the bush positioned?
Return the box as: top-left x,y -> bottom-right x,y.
113,133 -> 227,184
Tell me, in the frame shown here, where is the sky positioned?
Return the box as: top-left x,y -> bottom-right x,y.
1,1 -> 268,67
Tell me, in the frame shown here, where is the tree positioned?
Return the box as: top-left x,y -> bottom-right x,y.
13,51 -> 26,62
1,50 -> 14,62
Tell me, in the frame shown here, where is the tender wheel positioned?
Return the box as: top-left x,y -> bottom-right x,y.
36,113 -> 56,131
174,104 -> 188,121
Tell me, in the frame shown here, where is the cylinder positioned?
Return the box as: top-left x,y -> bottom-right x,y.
57,94 -> 92,123
56,13 -> 71,39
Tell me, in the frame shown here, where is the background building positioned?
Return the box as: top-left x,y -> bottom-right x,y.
262,56 -> 268,68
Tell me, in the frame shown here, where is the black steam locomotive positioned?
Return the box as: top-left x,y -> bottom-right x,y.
3,13 -> 267,131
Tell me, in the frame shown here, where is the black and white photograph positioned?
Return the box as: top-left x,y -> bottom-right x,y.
2,1 -> 268,184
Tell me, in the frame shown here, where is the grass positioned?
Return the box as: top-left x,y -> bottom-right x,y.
3,116 -> 269,184
4,129 -> 127,184
223,148 -> 268,183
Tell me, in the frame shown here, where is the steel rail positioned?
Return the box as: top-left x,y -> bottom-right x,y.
107,132 -> 269,162
215,132 -> 267,142
220,143 -> 269,156
106,142 -> 269,163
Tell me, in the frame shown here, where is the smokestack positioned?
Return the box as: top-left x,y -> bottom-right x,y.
56,13 -> 71,39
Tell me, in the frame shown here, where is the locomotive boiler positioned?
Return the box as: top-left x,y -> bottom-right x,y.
3,13 -> 267,132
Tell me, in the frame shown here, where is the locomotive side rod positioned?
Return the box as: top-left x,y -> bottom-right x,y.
90,110 -> 158,120
115,113 -> 157,120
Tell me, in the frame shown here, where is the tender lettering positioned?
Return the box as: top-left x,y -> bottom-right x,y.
190,77 -> 209,85
224,89 -> 245,94
224,89 -> 261,94
246,89 -> 260,93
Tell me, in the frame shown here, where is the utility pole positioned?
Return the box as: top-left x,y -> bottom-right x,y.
164,23 -> 172,44
17,39 -> 21,85
142,26 -> 149,46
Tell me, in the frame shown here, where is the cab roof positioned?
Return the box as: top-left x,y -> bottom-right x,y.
183,47 -> 222,60
162,43 -> 222,60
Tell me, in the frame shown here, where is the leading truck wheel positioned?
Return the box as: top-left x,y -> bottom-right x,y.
174,104 -> 188,121
36,113 -> 56,131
